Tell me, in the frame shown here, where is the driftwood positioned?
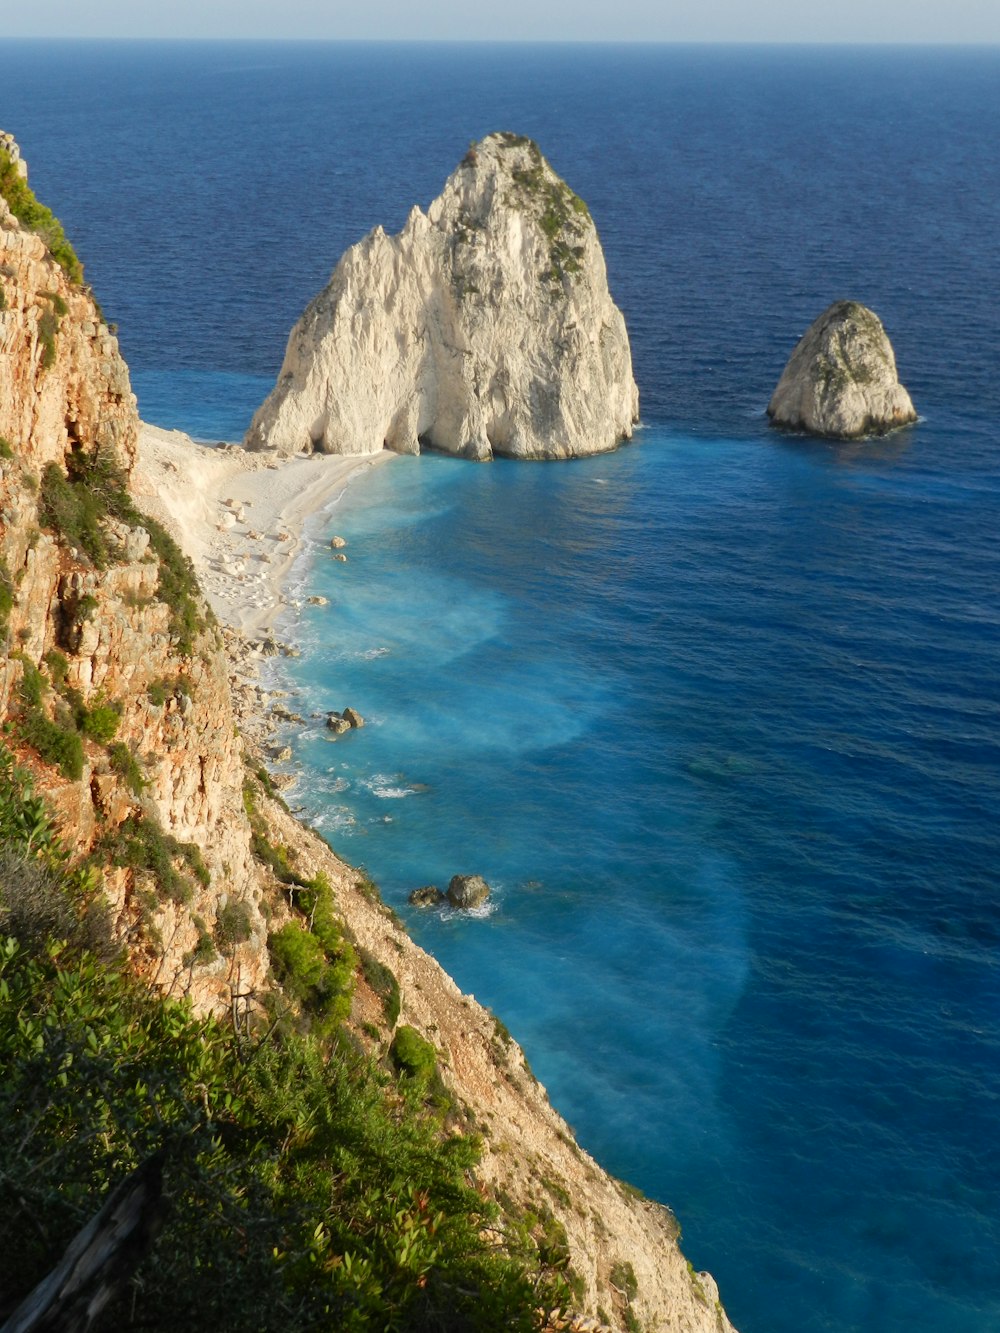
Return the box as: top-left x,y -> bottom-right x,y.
1,1151 -> 166,1333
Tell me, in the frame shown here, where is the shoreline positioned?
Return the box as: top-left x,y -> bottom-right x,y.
133,421 -> 391,641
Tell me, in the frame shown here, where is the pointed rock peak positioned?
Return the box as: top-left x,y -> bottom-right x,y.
245,134 -> 637,461
768,301 -> 917,440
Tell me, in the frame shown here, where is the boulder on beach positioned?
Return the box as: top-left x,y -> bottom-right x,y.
767,301 -> 917,440
446,875 -> 491,909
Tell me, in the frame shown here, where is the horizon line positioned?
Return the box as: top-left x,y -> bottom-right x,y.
2,36 -> 999,48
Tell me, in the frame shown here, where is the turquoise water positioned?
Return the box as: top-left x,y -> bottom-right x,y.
5,40 -> 1000,1333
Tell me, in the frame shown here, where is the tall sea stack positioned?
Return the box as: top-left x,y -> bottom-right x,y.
246,133 -> 639,461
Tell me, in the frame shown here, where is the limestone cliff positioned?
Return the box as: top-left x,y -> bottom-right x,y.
1,135 -> 734,1333
246,132 -> 639,460
0,143 -> 269,1011
767,300 -> 917,439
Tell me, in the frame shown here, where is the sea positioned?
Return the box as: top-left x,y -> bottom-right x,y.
3,40 -> 999,1333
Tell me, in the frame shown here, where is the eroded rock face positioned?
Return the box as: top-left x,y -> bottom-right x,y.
0,139 -> 268,1011
767,301 -> 917,440
246,132 -> 639,461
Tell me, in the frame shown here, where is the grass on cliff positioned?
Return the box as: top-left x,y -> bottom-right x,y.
0,748 -> 568,1332
0,149 -> 82,284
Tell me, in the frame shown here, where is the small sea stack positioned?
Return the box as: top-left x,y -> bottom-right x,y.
767,301 -> 917,440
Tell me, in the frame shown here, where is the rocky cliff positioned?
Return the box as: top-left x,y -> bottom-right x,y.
767,300 -> 917,439
246,132 -> 639,460
1,135 -> 734,1333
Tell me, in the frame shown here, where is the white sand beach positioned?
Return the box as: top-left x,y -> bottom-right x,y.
133,423 -> 390,640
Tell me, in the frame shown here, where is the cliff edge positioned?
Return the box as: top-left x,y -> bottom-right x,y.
246,132 -> 639,461
767,300 -> 917,440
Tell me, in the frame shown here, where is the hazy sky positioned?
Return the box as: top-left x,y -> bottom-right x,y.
4,0 -> 1000,44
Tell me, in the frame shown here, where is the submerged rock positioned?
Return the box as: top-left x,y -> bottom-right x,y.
245,132 -> 638,461
446,874 -> 491,909
767,301 -> 917,440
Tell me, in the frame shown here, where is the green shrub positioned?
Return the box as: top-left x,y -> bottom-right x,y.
108,740 -> 146,795
269,921 -> 353,1030
0,558 -> 13,636
40,289 -> 68,317
79,701 -> 121,744
215,900 -> 253,951
0,149 -> 82,283
42,649 -> 68,687
0,849 -> 113,960
18,655 -> 46,709
37,449 -> 206,653
0,435 -> 13,460
98,815 -> 205,907
390,1025 -> 438,1085
19,710 -> 84,781
182,926 -> 216,968
15,659 -> 84,780
361,948 -> 401,1028
39,461 -> 109,567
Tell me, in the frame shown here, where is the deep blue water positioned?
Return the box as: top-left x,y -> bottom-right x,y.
4,41 -> 1000,1333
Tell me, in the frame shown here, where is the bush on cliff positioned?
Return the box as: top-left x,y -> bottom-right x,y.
0,752 -> 563,1331
0,148 -> 83,283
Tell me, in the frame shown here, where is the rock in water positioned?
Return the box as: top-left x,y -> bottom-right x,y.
245,133 -> 639,461
767,301 -> 917,440
408,885 -> 444,908
446,874 -> 491,909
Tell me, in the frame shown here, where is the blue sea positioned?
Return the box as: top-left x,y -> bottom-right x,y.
4,41 -> 1000,1333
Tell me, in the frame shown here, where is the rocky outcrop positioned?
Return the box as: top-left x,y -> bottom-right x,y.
446,872 -> 491,908
245,132 -> 638,461
768,300 -> 917,439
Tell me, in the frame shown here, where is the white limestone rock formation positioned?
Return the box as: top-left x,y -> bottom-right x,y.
767,301 -> 917,439
246,133 -> 639,461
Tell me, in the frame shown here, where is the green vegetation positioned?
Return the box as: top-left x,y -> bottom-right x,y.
0,149 -> 83,283
147,675 -> 191,707
498,135 -> 591,286
390,1024 -> 438,1086
0,556 -> 13,638
360,947 -> 401,1028
214,899 -> 253,951
78,699 -> 122,744
268,911 -> 355,1034
15,656 -> 84,780
0,434 -> 13,460
98,814 -> 209,907
108,740 -> 146,795
0,749 -> 575,1330
182,917 -> 217,968
38,448 -> 207,654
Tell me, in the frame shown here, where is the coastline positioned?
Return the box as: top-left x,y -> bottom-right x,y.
131,421 -> 738,1332
134,422 -> 391,640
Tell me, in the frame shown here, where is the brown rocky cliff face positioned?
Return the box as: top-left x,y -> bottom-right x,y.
0,184 -> 268,1011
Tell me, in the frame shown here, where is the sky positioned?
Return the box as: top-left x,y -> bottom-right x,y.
3,0 -> 1000,44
